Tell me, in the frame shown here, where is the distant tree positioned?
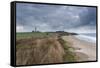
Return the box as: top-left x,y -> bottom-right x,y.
32,30 -> 34,32
32,26 -> 37,32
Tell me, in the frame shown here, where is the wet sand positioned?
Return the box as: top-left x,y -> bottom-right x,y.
62,35 -> 96,61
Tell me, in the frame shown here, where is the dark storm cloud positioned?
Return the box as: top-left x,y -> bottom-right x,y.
16,3 -> 96,33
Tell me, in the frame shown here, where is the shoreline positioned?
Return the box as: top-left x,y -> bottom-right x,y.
62,35 -> 96,61
75,35 -> 96,44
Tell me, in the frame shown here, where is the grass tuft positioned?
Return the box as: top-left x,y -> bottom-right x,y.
57,37 -> 76,62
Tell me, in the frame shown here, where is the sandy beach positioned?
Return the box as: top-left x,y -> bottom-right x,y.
62,35 -> 96,61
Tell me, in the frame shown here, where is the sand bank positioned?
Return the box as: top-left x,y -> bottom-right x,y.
62,36 -> 96,61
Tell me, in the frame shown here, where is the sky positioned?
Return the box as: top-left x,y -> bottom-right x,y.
16,3 -> 97,33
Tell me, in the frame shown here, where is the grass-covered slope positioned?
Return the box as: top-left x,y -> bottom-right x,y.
16,32 -> 76,65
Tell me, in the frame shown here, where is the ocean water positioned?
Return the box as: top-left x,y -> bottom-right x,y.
75,33 -> 96,43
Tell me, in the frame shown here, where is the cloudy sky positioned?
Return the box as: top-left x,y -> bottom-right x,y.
16,3 -> 96,33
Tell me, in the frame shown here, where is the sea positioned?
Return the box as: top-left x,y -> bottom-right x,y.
75,33 -> 96,43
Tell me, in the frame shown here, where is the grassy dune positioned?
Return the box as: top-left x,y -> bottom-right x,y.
16,32 -> 76,65
57,37 -> 76,62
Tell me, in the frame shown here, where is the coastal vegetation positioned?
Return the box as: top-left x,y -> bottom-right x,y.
16,32 -> 77,65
